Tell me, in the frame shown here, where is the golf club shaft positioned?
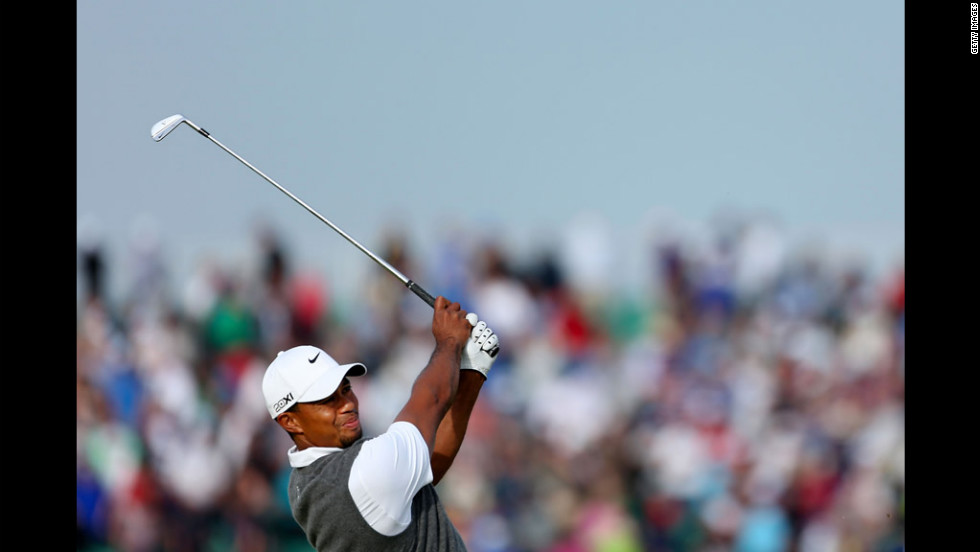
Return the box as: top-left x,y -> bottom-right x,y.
179,120 -> 437,308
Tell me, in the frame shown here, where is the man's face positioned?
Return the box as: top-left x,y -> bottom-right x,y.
290,378 -> 362,448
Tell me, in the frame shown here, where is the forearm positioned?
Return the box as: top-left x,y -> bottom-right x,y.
417,340 -> 463,410
396,339 -> 463,451
431,369 -> 485,485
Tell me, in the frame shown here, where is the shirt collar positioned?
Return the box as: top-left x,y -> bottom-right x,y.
287,444 -> 341,468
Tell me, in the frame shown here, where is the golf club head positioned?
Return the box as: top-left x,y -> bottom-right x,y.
151,114 -> 187,141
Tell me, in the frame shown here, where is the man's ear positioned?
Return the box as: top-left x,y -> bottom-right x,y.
276,411 -> 303,434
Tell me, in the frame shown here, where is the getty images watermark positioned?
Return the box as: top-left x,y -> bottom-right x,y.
973,3 -> 979,54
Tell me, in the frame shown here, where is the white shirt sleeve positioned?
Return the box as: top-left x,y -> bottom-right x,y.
348,421 -> 434,536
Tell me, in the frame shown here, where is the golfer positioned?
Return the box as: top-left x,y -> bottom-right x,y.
262,296 -> 499,551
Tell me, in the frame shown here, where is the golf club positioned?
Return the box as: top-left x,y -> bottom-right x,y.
150,114 -> 440,305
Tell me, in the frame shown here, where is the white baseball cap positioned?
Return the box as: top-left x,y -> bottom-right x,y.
262,345 -> 367,419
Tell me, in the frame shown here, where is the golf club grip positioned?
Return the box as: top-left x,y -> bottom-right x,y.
406,281 -> 436,308
408,279 -> 500,358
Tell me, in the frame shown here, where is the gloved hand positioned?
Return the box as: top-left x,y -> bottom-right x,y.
461,313 -> 500,378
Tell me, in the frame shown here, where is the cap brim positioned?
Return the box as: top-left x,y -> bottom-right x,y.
297,363 -> 367,403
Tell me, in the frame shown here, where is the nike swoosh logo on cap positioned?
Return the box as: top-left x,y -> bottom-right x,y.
308,352 -> 320,363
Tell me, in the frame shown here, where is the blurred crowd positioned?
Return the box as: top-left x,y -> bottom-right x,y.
77,214 -> 904,552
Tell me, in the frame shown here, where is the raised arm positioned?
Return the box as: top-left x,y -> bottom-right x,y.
430,370 -> 484,485
431,316 -> 499,485
393,296 -> 474,453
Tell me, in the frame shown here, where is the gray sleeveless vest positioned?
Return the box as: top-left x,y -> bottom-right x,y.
288,438 -> 468,551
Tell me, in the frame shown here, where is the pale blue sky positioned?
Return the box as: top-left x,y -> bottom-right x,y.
77,2 -> 904,306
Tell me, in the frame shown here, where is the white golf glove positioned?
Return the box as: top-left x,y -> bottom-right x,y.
461,313 -> 500,378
